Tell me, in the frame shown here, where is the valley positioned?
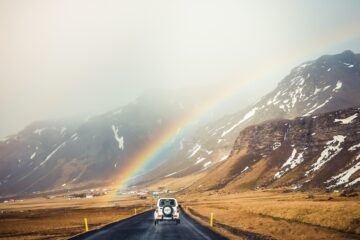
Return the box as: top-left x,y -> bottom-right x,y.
0,189 -> 359,240
1,51 -> 360,239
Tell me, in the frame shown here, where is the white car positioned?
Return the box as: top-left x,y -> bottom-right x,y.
154,198 -> 180,225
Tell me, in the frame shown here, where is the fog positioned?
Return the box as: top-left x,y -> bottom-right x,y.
1,0 -> 360,137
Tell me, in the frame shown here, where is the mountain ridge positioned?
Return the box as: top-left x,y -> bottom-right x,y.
1,50 -> 360,196
143,50 -> 360,183
186,105 -> 360,192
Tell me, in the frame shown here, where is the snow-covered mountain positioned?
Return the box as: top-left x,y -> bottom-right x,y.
0,89 -> 206,196
188,106 -> 360,192
144,50 -> 360,181
1,50 -> 360,196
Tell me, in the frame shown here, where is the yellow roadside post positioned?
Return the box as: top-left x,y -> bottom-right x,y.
134,208 -> 137,215
84,218 -> 89,232
210,213 -> 214,227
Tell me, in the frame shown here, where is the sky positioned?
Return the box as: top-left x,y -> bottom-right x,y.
0,0 -> 360,138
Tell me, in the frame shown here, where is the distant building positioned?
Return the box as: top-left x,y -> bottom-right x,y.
85,194 -> 94,199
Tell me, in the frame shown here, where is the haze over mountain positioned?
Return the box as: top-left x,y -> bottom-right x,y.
143,50 -> 360,182
0,89 -> 209,195
1,50 -> 360,196
1,0 -> 360,139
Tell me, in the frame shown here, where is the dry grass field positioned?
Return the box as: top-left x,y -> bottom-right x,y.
1,187 -> 359,240
0,194 -> 151,240
179,190 -> 360,240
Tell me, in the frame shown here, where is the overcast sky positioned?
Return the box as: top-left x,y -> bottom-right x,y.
1,0 -> 360,138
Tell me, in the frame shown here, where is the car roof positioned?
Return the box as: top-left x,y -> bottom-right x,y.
157,198 -> 178,204
158,197 -> 177,200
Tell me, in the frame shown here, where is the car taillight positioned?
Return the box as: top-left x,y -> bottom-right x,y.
176,207 -> 180,213
155,208 -> 158,213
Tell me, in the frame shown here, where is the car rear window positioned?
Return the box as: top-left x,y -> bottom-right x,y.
159,199 -> 176,207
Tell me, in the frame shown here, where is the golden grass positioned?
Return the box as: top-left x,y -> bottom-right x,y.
0,207 -> 131,240
0,195 -> 152,240
1,184 -> 359,240
179,190 -> 360,240
226,159 -> 268,190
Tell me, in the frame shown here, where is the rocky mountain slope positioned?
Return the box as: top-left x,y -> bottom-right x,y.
1,50 -> 360,196
146,50 -> 360,181
188,106 -> 360,192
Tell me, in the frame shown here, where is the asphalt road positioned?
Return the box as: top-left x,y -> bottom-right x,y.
70,210 -> 228,240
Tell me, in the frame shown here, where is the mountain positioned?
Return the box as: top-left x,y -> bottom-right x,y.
188,106 -> 360,192
1,50 -> 360,196
0,89 -> 207,196
145,50 -> 360,181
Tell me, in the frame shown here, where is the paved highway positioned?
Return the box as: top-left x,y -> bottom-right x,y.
70,210 -> 228,240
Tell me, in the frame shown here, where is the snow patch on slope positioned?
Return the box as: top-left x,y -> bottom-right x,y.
188,144 -> 201,158
221,107 -> 258,137
343,62 -> 354,68
205,150 -> 213,155
111,125 -> 124,150
33,128 -> 47,135
195,157 -> 206,165
60,127 -> 67,135
313,87 -> 321,95
241,166 -> 249,173
220,155 -> 229,162
274,149 -> 304,179
40,142 -> 66,166
334,113 -> 358,125
303,96 -> 333,116
272,142 -> 281,150
349,143 -> 360,152
203,161 -> 212,168
70,133 -> 79,141
305,135 -> 346,176
332,81 -> 342,92
326,161 -> 360,188
346,177 -> 360,187
164,171 -> 178,177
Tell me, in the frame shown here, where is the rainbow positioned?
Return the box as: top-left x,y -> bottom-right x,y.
111,21 -> 360,194
111,83 -> 239,194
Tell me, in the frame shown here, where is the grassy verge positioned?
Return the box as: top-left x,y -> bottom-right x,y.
0,195 -> 151,239
179,191 -> 360,240
184,207 -> 273,240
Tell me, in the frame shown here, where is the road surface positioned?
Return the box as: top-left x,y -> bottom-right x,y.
70,210 -> 228,240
